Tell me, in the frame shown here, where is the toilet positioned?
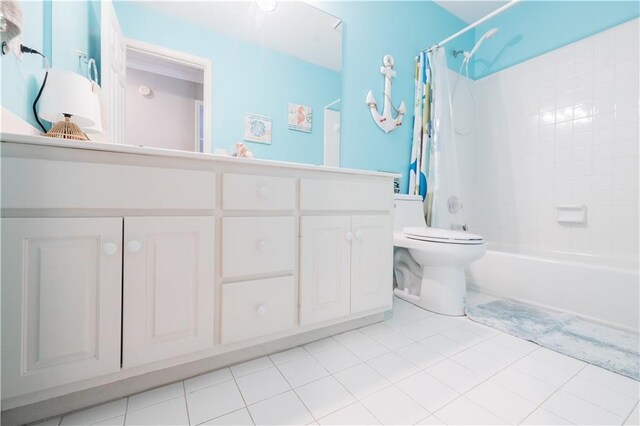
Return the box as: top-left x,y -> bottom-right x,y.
393,194 -> 486,316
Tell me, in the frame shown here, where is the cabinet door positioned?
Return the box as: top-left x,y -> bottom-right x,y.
1,218 -> 122,398
351,215 -> 393,313
300,216 -> 351,325
123,217 -> 214,367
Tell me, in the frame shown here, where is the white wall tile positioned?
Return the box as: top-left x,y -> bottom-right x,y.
469,18 -> 639,259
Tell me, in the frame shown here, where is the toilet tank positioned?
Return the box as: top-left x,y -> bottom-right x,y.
393,194 -> 426,232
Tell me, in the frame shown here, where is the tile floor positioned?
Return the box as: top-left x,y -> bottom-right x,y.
35,296 -> 640,425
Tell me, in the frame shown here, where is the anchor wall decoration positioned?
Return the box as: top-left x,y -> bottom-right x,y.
365,54 -> 406,133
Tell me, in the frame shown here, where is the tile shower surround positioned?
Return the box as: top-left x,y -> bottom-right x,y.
462,19 -> 639,259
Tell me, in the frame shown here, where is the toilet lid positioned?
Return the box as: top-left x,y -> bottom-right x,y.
403,227 -> 484,245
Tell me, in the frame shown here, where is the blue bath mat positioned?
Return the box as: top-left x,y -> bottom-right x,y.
465,299 -> 640,381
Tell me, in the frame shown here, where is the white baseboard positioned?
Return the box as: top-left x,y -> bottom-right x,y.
1,107 -> 43,136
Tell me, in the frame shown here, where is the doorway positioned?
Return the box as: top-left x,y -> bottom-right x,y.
324,99 -> 341,167
125,40 -> 211,153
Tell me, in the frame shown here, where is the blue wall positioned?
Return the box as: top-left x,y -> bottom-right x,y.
52,0 -> 101,75
114,2 -> 341,165
472,1 -> 640,79
4,1 -> 637,189
0,0 -> 100,129
1,0 -> 45,129
312,1 -> 473,191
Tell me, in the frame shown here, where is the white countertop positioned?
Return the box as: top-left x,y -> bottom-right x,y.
1,133 -> 401,179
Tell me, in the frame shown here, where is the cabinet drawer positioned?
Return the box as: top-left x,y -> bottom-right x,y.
223,174 -> 296,210
300,178 -> 393,211
1,157 -> 215,210
221,276 -> 295,344
222,216 -> 295,278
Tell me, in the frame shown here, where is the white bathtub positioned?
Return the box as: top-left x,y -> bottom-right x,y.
468,248 -> 640,331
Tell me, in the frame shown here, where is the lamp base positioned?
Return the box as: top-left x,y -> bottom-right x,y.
45,116 -> 90,141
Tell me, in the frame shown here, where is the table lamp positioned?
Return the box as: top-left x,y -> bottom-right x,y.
38,69 -> 97,140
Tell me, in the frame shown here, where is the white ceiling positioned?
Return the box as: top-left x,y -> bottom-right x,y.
127,48 -> 205,84
434,0 -> 509,24
126,1 -> 342,72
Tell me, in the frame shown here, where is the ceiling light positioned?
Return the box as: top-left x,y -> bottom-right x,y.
256,0 -> 277,12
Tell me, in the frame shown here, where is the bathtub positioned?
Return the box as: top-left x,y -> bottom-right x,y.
467,247 -> 640,332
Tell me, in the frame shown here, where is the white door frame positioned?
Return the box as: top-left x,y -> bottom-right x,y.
195,100 -> 204,152
125,38 -> 212,153
101,0 -> 126,144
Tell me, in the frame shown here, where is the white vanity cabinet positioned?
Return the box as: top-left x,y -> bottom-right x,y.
298,177 -> 394,326
350,216 -> 393,313
299,216 -> 352,325
299,215 -> 393,326
1,218 -> 123,397
220,276 -> 296,344
219,172 -> 298,344
122,217 -> 215,367
0,215 -> 216,396
221,216 -> 296,279
1,137 -> 397,413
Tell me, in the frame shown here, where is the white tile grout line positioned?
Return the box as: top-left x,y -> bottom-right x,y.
272,316 -> 487,423
515,363 -> 588,425
551,370 -> 640,425
58,309 -> 509,425
230,366 -> 257,426
122,394 -> 185,415
270,347 -> 320,423
392,335 -> 536,424
123,396 -> 129,426
48,300 -> 639,426
233,322 -> 633,426
181,381 -> 191,426
367,306 -> 569,424
622,400 -> 639,426
405,318 -> 589,424
288,344 -> 389,425
381,306 -> 640,425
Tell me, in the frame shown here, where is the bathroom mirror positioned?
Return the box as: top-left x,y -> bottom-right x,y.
110,0 -> 343,165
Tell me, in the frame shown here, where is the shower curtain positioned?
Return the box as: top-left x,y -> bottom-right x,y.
409,48 -> 466,230
409,51 -> 430,203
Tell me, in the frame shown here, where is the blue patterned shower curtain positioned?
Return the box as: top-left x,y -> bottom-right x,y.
408,51 -> 434,224
409,48 -> 466,230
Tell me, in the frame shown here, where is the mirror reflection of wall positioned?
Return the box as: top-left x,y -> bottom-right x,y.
125,43 -> 208,153
112,1 -> 343,165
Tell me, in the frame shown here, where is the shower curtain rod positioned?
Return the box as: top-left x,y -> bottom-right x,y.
426,0 -> 520,52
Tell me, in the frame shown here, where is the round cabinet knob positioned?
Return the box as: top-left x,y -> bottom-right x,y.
345,231 -> 353,241
256,304 -> 268,315
127,240 -> 143,253
102,242 -> 118,256
258,240 -> 269,252
258,186 -> 270,199
355,231 -> 363,240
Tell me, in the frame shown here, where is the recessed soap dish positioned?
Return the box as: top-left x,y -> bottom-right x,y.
556,204 -> 587,224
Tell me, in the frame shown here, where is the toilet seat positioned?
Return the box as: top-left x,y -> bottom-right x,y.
403,227 -> 484,245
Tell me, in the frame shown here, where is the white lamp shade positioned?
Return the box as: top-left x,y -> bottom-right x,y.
38,69 -> 96,128
83,88 -> 103,134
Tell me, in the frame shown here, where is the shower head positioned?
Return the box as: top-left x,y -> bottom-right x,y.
464,27 -> 499,61
483,28 -> 499,40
